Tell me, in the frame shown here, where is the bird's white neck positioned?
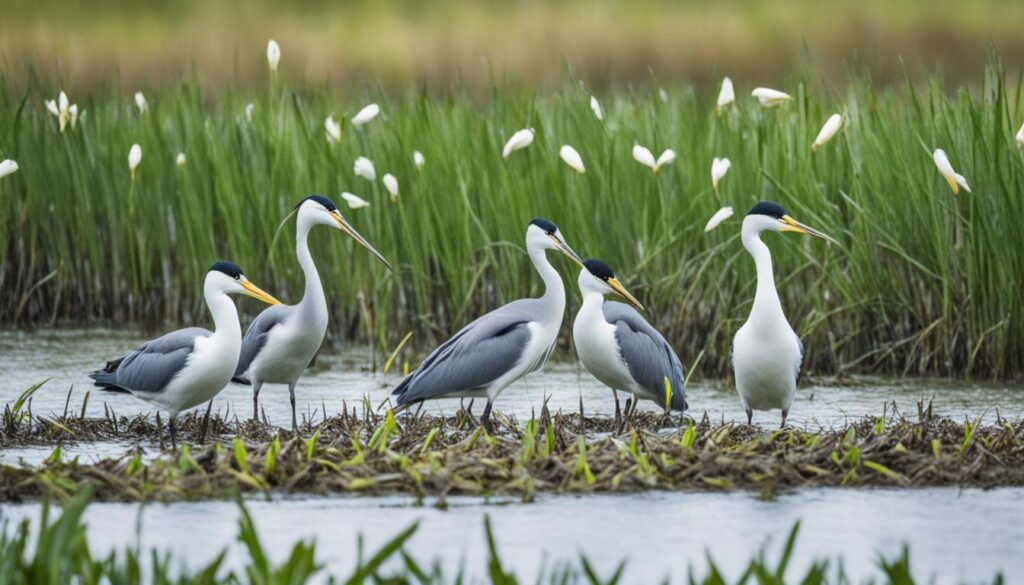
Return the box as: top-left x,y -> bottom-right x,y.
295,215 -> 326,315
578,289 -> 607,323
742,227 -> 786,328
203,283 -> 241,344
528,244 -> 566,319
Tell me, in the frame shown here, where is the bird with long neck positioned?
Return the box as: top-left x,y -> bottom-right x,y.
391,218 -> 584,429
233,195 -> 390,430
573,258 -> 687,425
732,201 -> 835,427
91,261 -> 280,447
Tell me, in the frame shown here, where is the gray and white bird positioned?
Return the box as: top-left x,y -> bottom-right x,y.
233,195 -> 390,429
90,261 -> 280,444
391,218 -> 583,428
573,259 -> 687,421
732,201 -> 834,427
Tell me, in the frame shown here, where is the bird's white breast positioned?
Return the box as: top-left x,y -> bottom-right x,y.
732,322 -> 800,412
573,306 -> 635,393
250,312 -> 327,385
157,333 -> 239,416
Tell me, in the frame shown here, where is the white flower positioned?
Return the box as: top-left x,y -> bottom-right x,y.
341,192 -> 369,209
0,159 -> 18,179
659,88 -> 668,102
175,152 -> 186,168
324,115 -> 342,144
1016,122 -> 1024,148
351,103 -> 380,126
267,40 -> 281,72
811,114 -> 844,151
128,144 -> 143,177
134,91 -> 148,114
632,145 -> 675,172
590,96 -> 603,121
245,103 -> 255,122
932,149 -> 971,194
382,173 -> 399,201
711,157 -> 731,192
413,150 -> 425,170
502,128 -> 534,159
717,77 -> 735,112
751,87 -> 793,107
45,91 -> 76,133
704,207 -> 734,232
354,156 -> 376,181
559,145 -> 585,173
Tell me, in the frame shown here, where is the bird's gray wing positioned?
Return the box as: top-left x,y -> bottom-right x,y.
234,304 -> 291,381
605,302 -> 687,411
392,302 -> 535,405
111,328 -> 210,393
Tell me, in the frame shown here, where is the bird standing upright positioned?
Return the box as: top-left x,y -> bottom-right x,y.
573,259 -> 687,422
732,202 -> 835,427
233,195 -> 390,430
90,261 -> 280,446
391,218 -> 584,428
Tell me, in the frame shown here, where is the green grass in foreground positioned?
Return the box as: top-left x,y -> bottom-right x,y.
0,489 -> 1005,584
2,57 -> 1024,378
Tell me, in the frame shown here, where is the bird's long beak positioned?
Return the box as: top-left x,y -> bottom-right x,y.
240,280 -> 282,305
548,233 -> 585,267
608,277 -> 645,312
331,210 -> 393,270
780,215 -> 837,245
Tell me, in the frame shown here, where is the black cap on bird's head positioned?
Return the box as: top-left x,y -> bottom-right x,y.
527,217 -> 584,268
583,258 -> 616,281
295,194 -> 338,212
528,218 -> 559,234
209,260 -> 243,279
581,258 -> 644,312
207,260 -> 281,305
747,201 -> 787,219
745,201 -> 837,244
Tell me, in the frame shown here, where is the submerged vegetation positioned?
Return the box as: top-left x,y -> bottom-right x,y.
4,489 -> 1000,584
2,390 -> 1021,501
3,59 -> 1024,379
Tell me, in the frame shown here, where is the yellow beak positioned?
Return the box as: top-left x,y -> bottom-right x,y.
608,277 -> 645,312
780,215 -> 837,244
332,210 -> 393,270
241,280 -> 282,305
547,234 -> 585,267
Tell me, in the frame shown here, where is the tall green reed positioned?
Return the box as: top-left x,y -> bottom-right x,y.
1,56 -> 1023,378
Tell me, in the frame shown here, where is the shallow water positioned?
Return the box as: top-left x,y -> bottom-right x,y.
3,329 -> 1024,582
2,329 -> 1021,435
1,488 -> 1022,583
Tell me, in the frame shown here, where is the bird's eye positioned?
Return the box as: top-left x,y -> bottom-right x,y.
234,275 -> 241,280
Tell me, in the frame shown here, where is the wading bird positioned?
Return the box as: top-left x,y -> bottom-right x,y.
572,259 -> 687,424
233,195 -> 390,429
391,219 -> 584,428
732,202 -> 835,427
90,261 -> 280,446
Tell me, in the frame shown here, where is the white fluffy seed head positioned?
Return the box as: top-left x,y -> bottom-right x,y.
267,40 -> 281,71
812,114 -> 844,151
502,128 -> 534,159
351,103 -> 380,126
559,145 -> 585,173
704,207 -> 734,232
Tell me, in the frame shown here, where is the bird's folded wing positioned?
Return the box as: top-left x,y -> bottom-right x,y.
117,328 -> 210,393
235,305 -> 290,378
606,302 -> 686,407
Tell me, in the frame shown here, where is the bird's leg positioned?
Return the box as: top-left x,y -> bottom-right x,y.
156,412 -> 165,451
289,382 -> 298,432
252,382 -> 263,422
746,407 -> 753,426
169,416 -> 178,452
613,389 -> 621,423
619,398 -> 633,434
480,400 -> 494,433
200,400 -> 213,444
780,409 -> 788,429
